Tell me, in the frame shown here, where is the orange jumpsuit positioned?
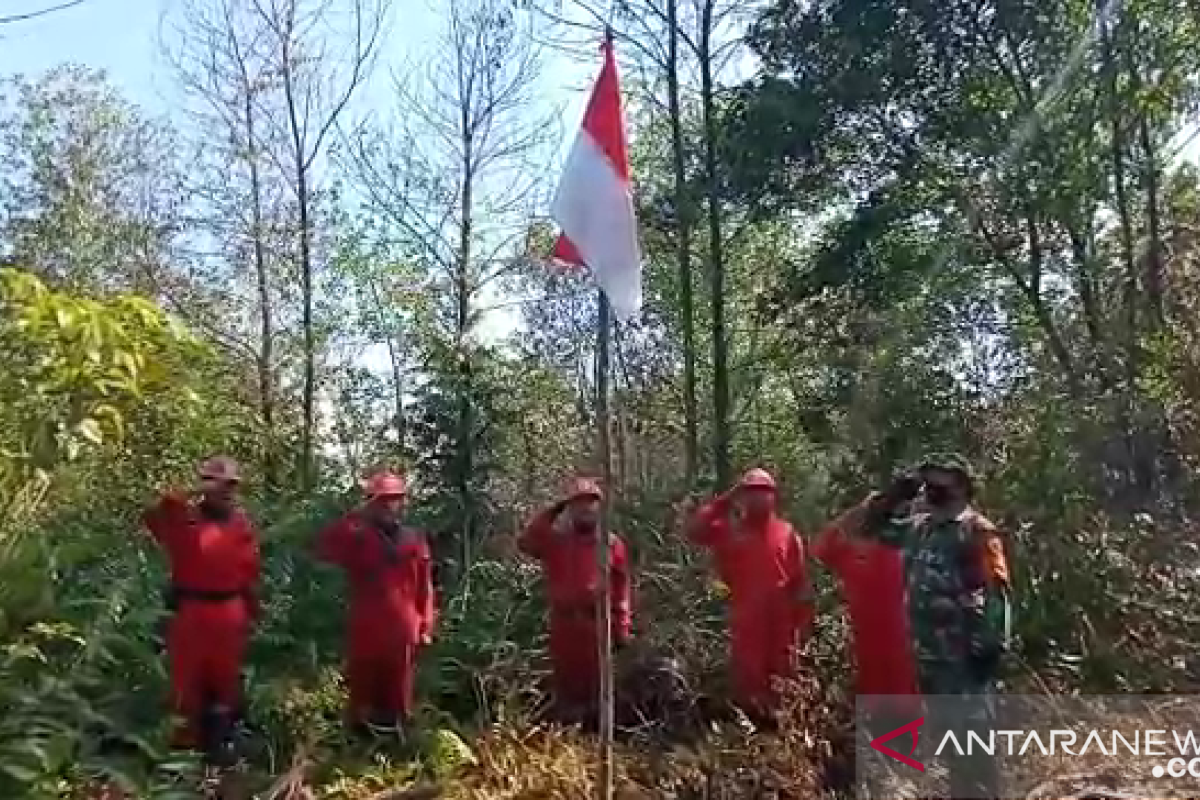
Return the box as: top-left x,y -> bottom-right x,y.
518,508 -> 632,714
317,513 -> 437,724
690,497 -> 812,715
143,493 -> 260,747
812,519 -> 919,716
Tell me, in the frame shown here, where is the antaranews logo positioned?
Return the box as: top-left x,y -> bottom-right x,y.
870,717 -> 927,772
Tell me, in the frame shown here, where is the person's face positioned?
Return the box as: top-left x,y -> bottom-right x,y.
921,468 -> 965,508
739,487 -> 775,518
569,496 -> 600,530
372,494 -> 405,520
200,477 -> 238,509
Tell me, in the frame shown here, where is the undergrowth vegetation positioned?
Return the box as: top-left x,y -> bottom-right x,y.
3,483 -> 1198,798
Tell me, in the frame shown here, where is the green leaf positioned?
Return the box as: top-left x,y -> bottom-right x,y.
0,763 -> 39,784
77,419 -> 103,446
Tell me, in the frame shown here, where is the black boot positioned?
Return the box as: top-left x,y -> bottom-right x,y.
348,718 -> 373,742
367,713 -> 406,742
199,704 -> 237,768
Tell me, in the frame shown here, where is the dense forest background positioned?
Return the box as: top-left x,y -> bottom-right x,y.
3,0 -> 1200,796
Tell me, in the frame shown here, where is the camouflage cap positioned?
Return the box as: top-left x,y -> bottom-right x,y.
918,452 -> 977,494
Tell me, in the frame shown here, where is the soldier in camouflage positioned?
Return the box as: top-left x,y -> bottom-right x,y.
855,454 -> 1013,799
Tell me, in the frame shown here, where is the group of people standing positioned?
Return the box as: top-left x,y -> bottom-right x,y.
143,458 -> 437,756
142,452 -> 1013,795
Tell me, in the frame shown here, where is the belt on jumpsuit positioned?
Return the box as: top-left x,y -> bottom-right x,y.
168,585 -> 246,606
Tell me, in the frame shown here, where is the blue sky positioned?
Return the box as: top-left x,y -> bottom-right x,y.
0,0 -> 597,149
0,1 -> 166,106
0,0 -> 607,350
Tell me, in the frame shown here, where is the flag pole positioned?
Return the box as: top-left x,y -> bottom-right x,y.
595,283 -> 615,800
595,26 -> 618,800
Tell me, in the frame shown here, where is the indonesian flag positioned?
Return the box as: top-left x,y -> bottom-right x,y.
550,35 -> 642,321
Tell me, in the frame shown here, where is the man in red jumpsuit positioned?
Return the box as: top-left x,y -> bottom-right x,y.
687,468 -> 813,724
316,471 -> 437,737
812,505 -> 920,729
142,456 -> 261,760
518,477 -> 632,728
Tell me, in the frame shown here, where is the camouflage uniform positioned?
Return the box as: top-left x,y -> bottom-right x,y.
878,512 -> 1011,694
862,455 -> 1013,799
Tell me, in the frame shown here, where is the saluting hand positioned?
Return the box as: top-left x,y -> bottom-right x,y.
887,472 -> 923,504
672,495 -> 699,532
868,472 -> 921,518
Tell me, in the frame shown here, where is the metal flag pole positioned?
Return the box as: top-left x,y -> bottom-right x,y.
594,284 -> 615,800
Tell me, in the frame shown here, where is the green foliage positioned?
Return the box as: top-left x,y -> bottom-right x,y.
0,267 -> 211,533
410,342 -> 513,582
0,66 -> 182,293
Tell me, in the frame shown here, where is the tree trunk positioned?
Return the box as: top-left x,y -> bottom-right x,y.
1063,223 -> 1105,357
245,88 -> 276,493
1121,22 -> 1164,331
1101,16 -> 1139,379
280,27 -> 316,491
700,0 -> 731,489
667,0 -> 698,490
386,336 -> 406,453
1021,206 -> 1081,391
297,167 -> 315,491
457,125 -> 475,577
1140,116 -> 1164,330
1102,14 -> 1154,499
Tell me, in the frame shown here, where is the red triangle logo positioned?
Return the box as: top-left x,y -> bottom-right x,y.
869,716 -> 926,772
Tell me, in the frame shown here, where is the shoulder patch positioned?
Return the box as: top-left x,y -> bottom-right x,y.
963,509 -> 1003,538
964,510 -> 1011,585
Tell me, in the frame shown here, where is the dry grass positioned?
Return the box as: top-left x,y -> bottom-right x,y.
438,672 -> 841,800
244,670 -> 847,800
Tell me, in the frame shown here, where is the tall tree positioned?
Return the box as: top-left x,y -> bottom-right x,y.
666,0 -> 699,487
250,0 -> 388,490
0,67 -> 184,296
163,0 -> 295,490
696,0 -> 731,488
344,0 -> 550,577
726,0 -> 1200,504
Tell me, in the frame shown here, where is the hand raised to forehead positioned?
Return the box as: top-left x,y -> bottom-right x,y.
886,472 -> 923,503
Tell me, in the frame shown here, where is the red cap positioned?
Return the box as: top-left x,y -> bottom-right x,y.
365,471 -> 407,498
198,456 -> 241,483
737,468 -> 777,491
565,476 -> 602,502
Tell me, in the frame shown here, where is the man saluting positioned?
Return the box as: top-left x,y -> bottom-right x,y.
846,454 -> 1012,799
143,456 -> 260,762
518,477 -> 632,728
686,468 -> 813,725
317,470 -> 437,738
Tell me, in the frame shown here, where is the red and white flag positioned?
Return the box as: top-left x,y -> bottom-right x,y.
551,36 -> 642,321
